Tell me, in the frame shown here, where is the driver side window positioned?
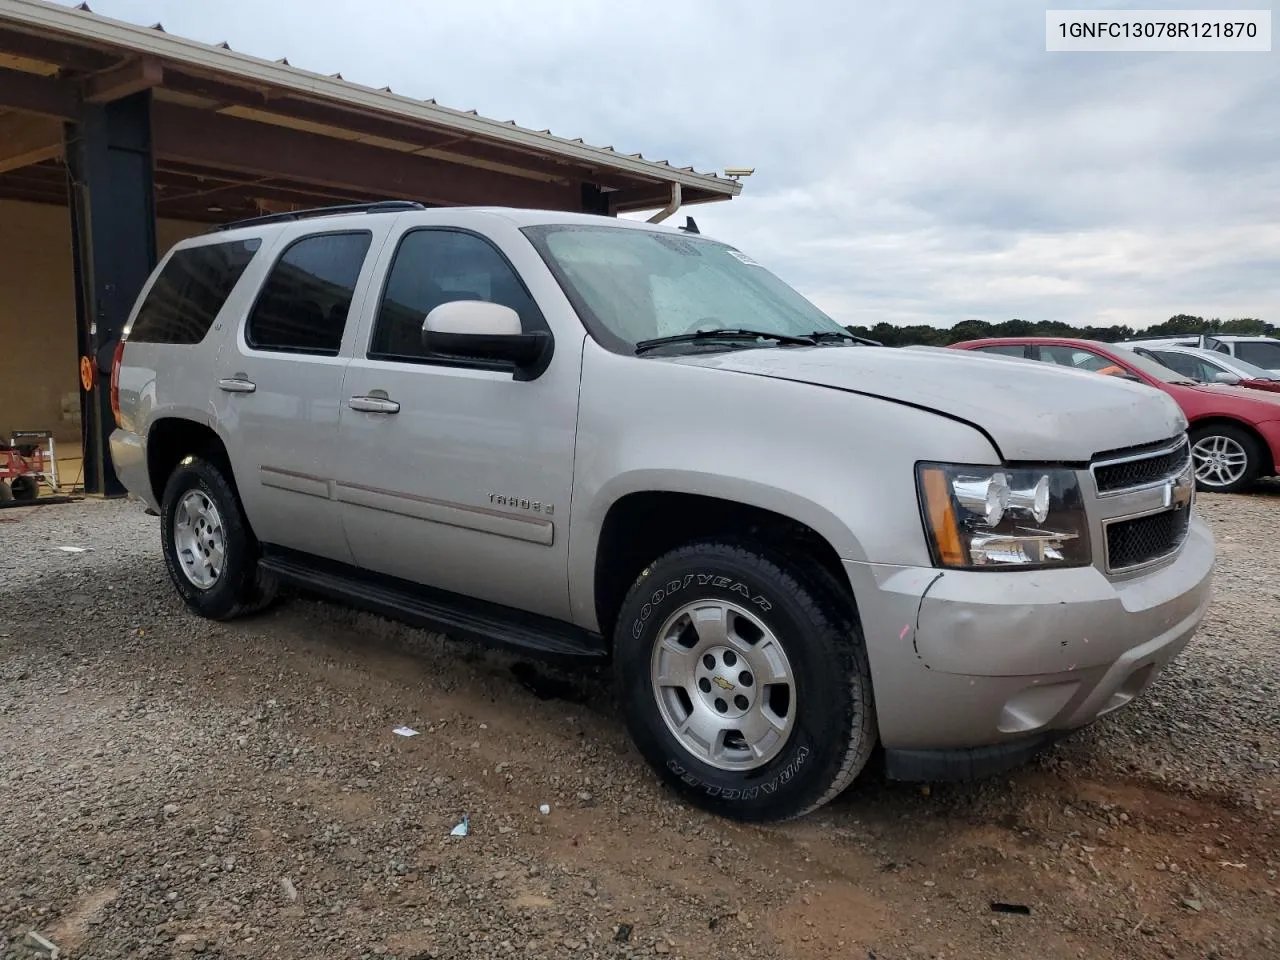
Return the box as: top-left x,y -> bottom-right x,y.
1150,351 -> 1202,380
369,228 -> 542,363
1037,345 -> 1124,375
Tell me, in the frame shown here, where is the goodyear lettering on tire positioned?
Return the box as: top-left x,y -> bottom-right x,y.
632,572 -> 773,639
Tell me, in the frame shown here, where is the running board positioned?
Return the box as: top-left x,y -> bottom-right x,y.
259,547 -> 608,662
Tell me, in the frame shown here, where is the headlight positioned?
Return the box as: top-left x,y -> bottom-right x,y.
916,463 -> 1091,569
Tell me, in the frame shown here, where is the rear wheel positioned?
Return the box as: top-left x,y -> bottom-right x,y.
160,457 -> 276,620
1190,424 -> 1261,493
0,481 -> 12,503
9,475 -> 38,501
613,540 -> 876,822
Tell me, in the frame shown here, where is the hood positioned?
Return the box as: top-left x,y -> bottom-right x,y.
1179,380 -> 1280,406
669,346 -> 1186,462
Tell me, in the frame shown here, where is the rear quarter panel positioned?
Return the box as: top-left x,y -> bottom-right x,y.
117,231 -> 286,502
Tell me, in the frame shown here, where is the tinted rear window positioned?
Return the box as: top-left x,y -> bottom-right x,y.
1234,340 -> 1280,369
246,232 -> 372,356
129,238 -> 262,344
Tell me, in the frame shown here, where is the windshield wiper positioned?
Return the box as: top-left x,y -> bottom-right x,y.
634,328 -> 816,354
805,329 -> 882,346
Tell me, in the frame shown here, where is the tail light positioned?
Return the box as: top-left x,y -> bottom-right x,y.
109,339 -> 126,428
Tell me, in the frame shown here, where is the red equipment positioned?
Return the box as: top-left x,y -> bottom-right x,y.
0,430 -> 59,502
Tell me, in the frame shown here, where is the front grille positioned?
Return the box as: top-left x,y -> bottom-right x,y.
1092,438 -> 1191,494
1105,508 -> 1191,571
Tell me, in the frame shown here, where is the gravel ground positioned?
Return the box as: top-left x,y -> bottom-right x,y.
1,492 -> 1277,960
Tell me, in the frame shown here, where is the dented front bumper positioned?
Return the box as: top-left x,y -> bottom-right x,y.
843,512 -> 1215,764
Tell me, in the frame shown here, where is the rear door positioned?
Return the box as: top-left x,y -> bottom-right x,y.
214,225 -> 389,562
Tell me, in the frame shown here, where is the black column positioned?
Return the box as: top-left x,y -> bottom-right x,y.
581,183 -> 615,216
65,91 -> 157,496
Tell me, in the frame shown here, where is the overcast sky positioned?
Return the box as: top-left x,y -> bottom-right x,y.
52,0 -> 1280,330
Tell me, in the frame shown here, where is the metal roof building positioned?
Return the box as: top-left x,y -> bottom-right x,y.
0,0 -> 743,494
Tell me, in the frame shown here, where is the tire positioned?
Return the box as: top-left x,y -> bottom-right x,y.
160,456 -> 276,620
0,481 -> 12,503
1190,423 -> 1262,494
9,475 -> 38,501
613,540 -> 877,822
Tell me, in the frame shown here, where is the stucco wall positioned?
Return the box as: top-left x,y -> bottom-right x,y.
0,199 -> 205,443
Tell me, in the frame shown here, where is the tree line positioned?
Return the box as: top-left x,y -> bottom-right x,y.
843,315 -> 1277,348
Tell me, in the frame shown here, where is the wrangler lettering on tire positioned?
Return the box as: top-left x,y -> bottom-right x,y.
614,540 -> 877,822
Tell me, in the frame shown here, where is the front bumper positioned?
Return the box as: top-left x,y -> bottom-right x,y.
844,513 -> 1214,768
1255,419 -> 1280,473
108,428 -> 157,511
883,732 -> 1066,782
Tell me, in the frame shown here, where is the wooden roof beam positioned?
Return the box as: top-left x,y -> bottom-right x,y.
608,183 -> 732,213
0,65 -> 78,118
160,71 -> 649,189
84,55 -> 162,103
0,110 -> 62,173
0,25 -> 119,73
150,100 -> 581,210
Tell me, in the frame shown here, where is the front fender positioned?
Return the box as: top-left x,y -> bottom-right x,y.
566,344 -> 998,631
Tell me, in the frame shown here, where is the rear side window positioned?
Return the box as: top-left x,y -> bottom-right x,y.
1234,340 -> 1280,368
974,345 -> 1027,358
128,238 -> 262,344
246,232 -> 373,356
369,228 -> 541,362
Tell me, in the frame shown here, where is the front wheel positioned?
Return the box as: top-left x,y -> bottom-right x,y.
613,541 -> 876,822
1190,424 -> 1261,493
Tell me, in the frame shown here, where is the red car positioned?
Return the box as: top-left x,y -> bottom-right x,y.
948,337 -> 1280,493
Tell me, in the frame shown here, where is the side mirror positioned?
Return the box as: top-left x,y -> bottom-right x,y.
422,300 -> 551,377
1212,371 -> 1240,385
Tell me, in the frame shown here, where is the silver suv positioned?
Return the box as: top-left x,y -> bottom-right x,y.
109,202 -> 1215,821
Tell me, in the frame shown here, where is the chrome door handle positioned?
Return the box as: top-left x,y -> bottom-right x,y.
217,377 -> 257,394
348,395 -> 400,414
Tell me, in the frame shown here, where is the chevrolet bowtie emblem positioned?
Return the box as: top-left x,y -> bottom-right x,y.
711,676 -> 735,691
1164,471 -> 1194,509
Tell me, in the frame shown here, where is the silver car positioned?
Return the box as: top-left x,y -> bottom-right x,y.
107,203 -> 1214,821
1123,342 -> 1280,389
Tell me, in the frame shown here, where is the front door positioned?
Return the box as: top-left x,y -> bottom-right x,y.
333,226 -> 580,621
215,227 -> 385,563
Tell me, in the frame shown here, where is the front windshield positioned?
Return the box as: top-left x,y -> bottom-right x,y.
522,223 -> 848,352
1222,354 -> 1280,379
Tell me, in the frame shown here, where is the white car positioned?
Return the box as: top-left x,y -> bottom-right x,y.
1117,343 -> 1280,392
1121,334 -> 1280,374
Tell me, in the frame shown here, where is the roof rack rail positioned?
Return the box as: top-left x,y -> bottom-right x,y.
1121,333 -> 1205,344
212,200 -> 426,232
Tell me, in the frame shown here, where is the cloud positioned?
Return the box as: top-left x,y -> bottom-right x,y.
58,0 -> 1280,330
